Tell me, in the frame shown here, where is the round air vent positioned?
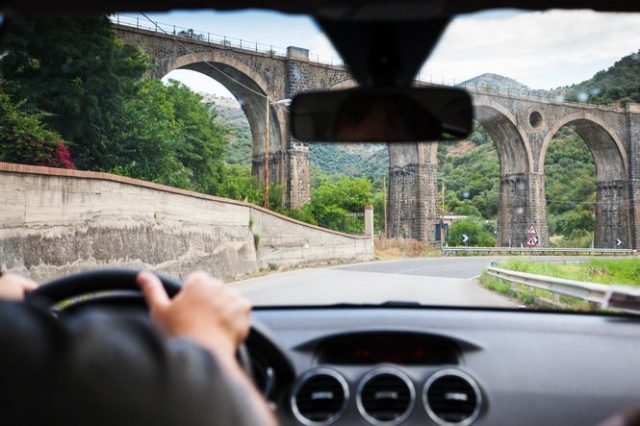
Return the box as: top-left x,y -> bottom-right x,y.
423,369 -> 482,426
356,367 -> 415,425
291,368 -> 349,426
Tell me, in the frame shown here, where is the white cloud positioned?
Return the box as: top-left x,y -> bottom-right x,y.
307,34 -> 341,64
163,70 -> 233,97
421,10 -> 640,89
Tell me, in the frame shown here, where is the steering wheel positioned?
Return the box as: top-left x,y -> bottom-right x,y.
25,268 -> 253,376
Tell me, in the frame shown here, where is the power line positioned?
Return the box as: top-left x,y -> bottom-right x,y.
139,13 -> 268,100
388,166 -> 639,207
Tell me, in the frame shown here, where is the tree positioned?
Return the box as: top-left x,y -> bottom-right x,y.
0,16 -> 148,170
564,50 -> 640,106
282,177 -> 375,234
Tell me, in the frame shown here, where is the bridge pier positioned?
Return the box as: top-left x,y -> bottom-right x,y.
595,180 -> 633,248
497,172 -> 548,247
625,103 -> 640,249
283,144 -> 311,209
387,143 -> 438,241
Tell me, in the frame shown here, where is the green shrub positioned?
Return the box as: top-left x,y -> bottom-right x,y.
448,218 -> 495,247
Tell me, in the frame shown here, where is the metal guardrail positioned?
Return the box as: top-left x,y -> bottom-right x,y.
486,266 -> 609,305
486,266 -> 640,313
443,247 -> 636,256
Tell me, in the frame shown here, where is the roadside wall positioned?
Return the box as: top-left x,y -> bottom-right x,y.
0,163 -> 373,282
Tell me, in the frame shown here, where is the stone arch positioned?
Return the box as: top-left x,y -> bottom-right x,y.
540,112 -> 631,248
540,112 -> 628,181
472,98 -> 539,246
473,99 -> 533,174
164,52 -> 285,187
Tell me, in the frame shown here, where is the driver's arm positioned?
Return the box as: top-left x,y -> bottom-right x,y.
137,270 -> 278,426
0,271 -> 277,426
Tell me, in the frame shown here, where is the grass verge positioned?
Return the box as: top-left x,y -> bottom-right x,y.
480,257 -> 640,310
374,237 -> 441,260
494,258 -> 640,286
479,271 -> 593,311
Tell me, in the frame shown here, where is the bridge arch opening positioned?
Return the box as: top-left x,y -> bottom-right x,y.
540,115 -> 631,248
163,69 -> 252,164
164,52 -> 286,204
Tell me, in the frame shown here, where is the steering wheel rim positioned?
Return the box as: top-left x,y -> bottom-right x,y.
25,268 -> 253,377
26,268 -> 182,306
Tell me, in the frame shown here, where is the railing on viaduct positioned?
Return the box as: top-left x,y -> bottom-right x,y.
109,13 -> 623,113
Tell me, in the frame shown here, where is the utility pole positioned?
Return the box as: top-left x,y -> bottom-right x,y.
440,178 -> 446,247
382,175 -> 387,238
263,98 -> 270,209
262,98 -> 291,209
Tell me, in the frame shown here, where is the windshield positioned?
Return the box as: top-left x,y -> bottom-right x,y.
1,8 -> 640,312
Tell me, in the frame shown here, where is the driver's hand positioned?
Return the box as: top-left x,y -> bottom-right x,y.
136,271 -> 251,361
0,273 -> 38,301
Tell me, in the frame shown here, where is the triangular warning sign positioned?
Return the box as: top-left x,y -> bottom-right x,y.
527,223 -> 537,236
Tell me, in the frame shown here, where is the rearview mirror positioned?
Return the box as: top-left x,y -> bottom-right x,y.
290,87 -> 473,142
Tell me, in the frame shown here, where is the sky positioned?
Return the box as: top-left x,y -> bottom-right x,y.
124,9 -> 640,97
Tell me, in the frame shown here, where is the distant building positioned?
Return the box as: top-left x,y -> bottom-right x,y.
198,93 -> 241,109
441,215 -> 469,226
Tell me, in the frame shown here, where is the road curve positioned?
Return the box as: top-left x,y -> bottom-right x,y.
233,257 -> 518,308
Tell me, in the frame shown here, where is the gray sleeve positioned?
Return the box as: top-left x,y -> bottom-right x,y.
0,302 -> 272,426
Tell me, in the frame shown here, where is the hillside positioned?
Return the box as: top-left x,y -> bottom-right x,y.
564,50 -> 640,105
310,143 -> 388,181
210,104 -> 252,165
460,73 -> 530,91
459,73 -> 549,96
212,101 -> 390,179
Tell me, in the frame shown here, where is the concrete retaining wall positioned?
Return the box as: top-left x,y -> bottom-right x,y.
0,163 -> 373,282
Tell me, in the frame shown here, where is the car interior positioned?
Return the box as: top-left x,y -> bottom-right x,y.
3,0 -> 640,425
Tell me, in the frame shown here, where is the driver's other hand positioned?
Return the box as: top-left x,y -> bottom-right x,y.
0,272 -> 38,301
136,270 -> 251,360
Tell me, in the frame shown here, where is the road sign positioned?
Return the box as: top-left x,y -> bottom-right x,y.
525,223 -> 538,247
462,234 -> 469,244
616,239 -> 623,247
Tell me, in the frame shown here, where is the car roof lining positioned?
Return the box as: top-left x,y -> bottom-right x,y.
2,0 -> 640,18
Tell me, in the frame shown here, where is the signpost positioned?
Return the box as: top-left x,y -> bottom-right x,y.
525,223 -> 538,247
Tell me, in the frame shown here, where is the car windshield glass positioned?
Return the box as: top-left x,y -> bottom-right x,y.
1,8 -> 640,312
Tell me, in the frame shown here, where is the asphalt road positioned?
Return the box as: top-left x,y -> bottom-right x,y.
234,256 -> 521,308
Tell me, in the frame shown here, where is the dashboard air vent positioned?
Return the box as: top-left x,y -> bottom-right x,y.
424,369 -> 482,426
291,369 -> 348,425
357,368 -> 415,425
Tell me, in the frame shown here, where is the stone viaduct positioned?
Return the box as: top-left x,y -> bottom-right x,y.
113,22 -> 640,249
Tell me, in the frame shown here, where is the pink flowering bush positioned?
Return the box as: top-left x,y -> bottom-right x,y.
0,93 -> 74,169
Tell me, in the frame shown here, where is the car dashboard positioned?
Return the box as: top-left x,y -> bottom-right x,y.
245,306 -> 640,426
